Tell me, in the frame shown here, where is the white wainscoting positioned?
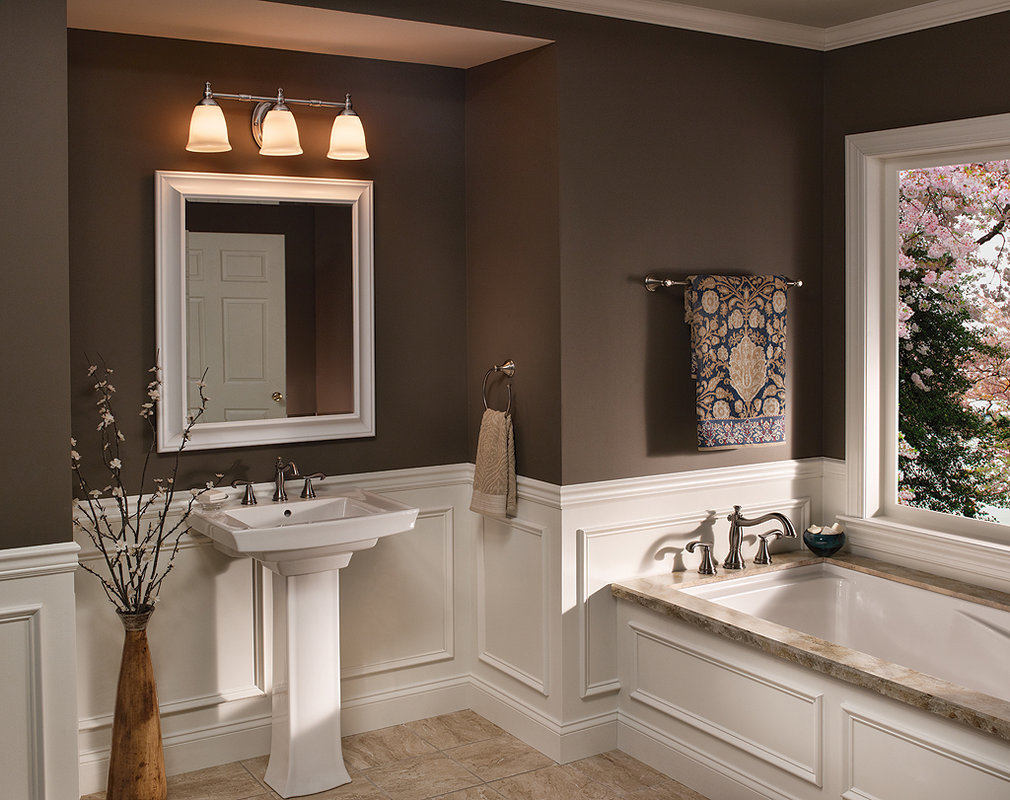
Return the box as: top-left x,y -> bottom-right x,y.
75,464 -> 479,795
0,542 -> 81,800
69,456 -> 900,793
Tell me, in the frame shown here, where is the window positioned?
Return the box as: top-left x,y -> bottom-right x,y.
846,114 -> 1010,548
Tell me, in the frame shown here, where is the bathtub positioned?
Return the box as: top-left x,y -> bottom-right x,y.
681,561 -> 1010,703
612,554 -> 1010,800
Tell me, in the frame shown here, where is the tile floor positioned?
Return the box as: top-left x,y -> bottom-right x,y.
81,710 -> 711,800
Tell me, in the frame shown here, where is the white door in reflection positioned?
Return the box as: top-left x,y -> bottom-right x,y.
187,232 -> 287,422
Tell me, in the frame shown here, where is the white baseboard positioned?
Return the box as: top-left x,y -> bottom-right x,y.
469,676 -> 617,763
78,714 -> 273,795
341,675 -> 472,735
617,714 -> 793,800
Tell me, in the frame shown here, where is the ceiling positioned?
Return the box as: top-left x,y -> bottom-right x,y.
67,0 -> 1010,58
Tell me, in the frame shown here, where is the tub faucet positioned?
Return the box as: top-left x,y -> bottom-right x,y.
273,457 -> 300,502
724,505 -> 796,570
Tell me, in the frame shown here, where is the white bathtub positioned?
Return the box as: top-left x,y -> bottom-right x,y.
681,561 -> 1010,703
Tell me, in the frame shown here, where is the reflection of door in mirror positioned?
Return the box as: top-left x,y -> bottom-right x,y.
187,232 -> 287,423
185,200 -> 355,422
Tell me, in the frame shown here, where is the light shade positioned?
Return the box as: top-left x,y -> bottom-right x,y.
259,106 -> 302,156
327,111 -> 369,160
186,101 -> 231,153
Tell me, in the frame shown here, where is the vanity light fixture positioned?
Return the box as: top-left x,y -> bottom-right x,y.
185,82 -> 369,160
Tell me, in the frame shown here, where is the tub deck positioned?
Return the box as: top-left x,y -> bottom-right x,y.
611,552 -> 1010,742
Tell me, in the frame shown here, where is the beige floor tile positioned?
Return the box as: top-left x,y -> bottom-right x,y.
363,752 -> 482,800
165,761 -> 269,799
438,786 -> 507,800
446,736 -> 555,782
566,750 -> 668,793
491,764 -> 622,800
341,724 -> 438,771
402,709 -> 505,750
626,779 -> 711,800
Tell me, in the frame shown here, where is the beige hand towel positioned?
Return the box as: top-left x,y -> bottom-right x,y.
470,408 -> 517,518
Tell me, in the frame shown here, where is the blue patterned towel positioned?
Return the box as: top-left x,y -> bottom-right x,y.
684,275 -> 788,450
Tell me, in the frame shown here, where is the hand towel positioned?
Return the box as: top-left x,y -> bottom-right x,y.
470,408 -> 517,518
684,274 -> 788,451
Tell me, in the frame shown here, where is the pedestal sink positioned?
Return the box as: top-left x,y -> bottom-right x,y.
190,486 -> 419,798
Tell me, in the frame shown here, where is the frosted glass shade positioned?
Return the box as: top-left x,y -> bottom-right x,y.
327,113 -> 369,160
186,103 -> 231,152
260,107 -> 302,156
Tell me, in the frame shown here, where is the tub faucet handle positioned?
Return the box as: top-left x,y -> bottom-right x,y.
754,530 -> 785,565
685,541 -> 717,575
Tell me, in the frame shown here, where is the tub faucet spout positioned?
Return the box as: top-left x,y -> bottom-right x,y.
725,505 -> 796,569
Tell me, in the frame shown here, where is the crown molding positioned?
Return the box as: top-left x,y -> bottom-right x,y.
824,0 -> 1010,49
506,0 -> 1010,50
505,0 -> 825,49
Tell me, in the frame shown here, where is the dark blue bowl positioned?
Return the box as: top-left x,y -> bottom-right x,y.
802,529 -> 845,557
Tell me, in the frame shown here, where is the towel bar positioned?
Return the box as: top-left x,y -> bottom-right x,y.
482,360 -> 515,414
644,274 -> 803,292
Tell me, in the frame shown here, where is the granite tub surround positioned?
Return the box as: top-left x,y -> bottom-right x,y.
611,552 -> 1010,742
81,710 -> 712,799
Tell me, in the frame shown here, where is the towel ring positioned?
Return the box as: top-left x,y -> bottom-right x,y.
482,360 -> 515,414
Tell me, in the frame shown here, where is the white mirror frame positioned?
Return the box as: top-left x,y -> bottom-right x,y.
155,170 -> 374,451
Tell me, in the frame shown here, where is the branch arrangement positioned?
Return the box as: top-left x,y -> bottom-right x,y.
71,361 -> 222,614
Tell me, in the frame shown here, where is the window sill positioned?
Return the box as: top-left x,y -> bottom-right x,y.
839,514 -> 1010,592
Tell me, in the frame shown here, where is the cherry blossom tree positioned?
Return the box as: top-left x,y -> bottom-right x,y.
897,161 -> 1010,518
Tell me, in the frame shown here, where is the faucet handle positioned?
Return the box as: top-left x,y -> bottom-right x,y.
754,530 -> 785,565
231,479 -> 257,506
300,473 -> 326,499
685,541 -> 718,575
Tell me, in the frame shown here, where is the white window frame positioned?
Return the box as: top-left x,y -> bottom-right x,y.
844,113 -> 1010,568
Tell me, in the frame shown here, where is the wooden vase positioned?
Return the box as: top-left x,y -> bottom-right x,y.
106,607 -> 167,800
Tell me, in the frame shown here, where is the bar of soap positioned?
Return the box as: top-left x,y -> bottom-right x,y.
205,489 -> 228,503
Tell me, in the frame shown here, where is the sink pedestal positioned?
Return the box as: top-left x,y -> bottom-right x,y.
264,567 -> 352,798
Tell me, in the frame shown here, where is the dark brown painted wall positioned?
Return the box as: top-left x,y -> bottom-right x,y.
821,12 -> 1010,459
69,30 -> 467,492
466,47 -> 562,482
549,15 -> 824,483
290,1 -> 826,484
0,0 -> 70,548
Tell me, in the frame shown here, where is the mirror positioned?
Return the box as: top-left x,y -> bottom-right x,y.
155,170 -> 374,451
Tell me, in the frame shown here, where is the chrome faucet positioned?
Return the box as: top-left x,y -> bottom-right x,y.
724,505 -> 796,569
273,457 -> 300,501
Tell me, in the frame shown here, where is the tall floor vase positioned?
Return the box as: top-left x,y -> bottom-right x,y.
106,607 -> 167,800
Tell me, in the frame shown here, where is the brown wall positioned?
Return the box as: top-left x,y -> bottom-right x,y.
821,12 -> 1010,459
69,30 -> 468,492
0,0 -> 70,548
550,15 -> 824,483
302,1 -> 826,485
466,47 -> 563,482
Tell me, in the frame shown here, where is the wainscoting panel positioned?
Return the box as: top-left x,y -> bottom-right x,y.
477,514 -> 550,695
0,604 -> 42,800
340,507 -> 455,676
0,543 -> 80,800
630,621 -> 823,785
842,707 -> 1010,800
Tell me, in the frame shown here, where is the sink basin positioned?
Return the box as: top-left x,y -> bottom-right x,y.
189,486 -> 419,575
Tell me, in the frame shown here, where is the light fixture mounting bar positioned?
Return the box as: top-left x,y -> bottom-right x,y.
208,90 -> 350,110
